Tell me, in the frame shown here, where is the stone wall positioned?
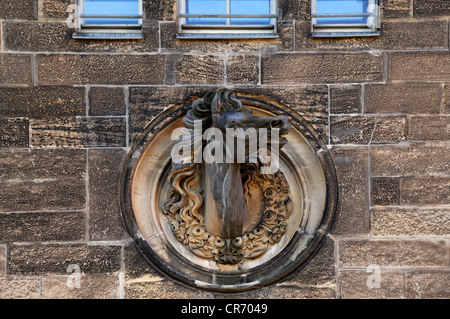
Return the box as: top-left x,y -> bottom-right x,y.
0,0 -> 449,299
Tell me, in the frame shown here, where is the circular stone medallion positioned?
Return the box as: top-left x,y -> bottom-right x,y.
121,90 -> 338,293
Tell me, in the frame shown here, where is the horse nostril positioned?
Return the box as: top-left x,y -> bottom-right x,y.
271,119 -> 282,129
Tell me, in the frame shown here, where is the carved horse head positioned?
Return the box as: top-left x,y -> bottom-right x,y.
210,89 -> 291,163
163,89 -> 291,264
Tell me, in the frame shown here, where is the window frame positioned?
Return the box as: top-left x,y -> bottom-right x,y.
311,0 -> 380,37
72,0 -> 143,40
177,0 -> 278,39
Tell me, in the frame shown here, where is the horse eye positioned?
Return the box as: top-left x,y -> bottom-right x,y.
229,121 -> 240,129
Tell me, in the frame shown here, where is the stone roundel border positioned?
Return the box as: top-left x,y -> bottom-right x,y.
120,91 -> 338,293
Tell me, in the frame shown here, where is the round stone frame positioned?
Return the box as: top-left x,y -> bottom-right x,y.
120,91 -> 338,293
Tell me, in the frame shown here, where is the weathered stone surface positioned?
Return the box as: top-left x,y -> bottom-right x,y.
42,274 -> 119,299
129,86 -> 206,141
236,285 -> 336,299
413,0 -> 450,17
226,54 -> 259,85
41,0 -> 72,19
365,84 -> 441,114
339,270 -> 405,299
4,21 -> 159,53
283,236 -> 335,286
41,0 -> 71,18
339,240 -> 448,268
389,52 -> 450,81
0,246 -> 5,276
406,271 -> 450,299
400,176 -> 450,205
0,87 -> 86,117
143,0 -> 176,22
0,118 -> 29,148
377,20 -> 448,49
371,145 -> 450,176
371,177 -> 400,206
9,244 -> 121,275
330,147 -> 369,235
371,208 -> 450,237
4,22 -> 70,51
89,149 -> 128,240
125,280 -> 218,299
89,87 -> 126,116
160,22 -> 294,53
125,280 -> 335,299
0,279 -> 40,299
0,211 -> 85,242
30,117 -> 126,148
330,116 -> 375,144
408,116 -> 450,141
124,243 -> 164,282
329,85 -> 361,114
371,116 -> 407,144
0,180 -> 85,212
0,149 -> 86,181
381,0 -> 411,18
0,54 -> 33,84
37,54 -> 165,85
261,53 -> 383,84
444,83 -> 450,113
176,55 -> 225,85
296,20 -> 448,50
0,0 -> 36,19
279,0 -> 310,20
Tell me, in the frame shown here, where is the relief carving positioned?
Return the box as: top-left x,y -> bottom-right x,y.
162,89 -> 292,265
123,88 -> 337,291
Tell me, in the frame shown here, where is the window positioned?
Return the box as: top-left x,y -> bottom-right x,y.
73,0 -> 143,39
177,0 -> 277,38
311,0 -> 380,37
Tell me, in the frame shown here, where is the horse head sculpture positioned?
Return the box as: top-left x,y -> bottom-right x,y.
163,89 -> 292,265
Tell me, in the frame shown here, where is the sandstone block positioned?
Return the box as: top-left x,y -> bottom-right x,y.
30,117 -> 126,148
389,52 -> 450,81
89,87 -> 126,116
371,208 -> 450,237
0,118 -> 29,148
37,54 -> 164,85
406,271 -> 450,298
0,179 -> 85,212
262,53 -> 383,84
365,84 -> 441,114
0,87 -> 86,117
371,145 -> 450,176
0,211 -> 85,242
339,239 -> 448,268
9,244 -> 122,275
0,54 -> 33,84
329,85 -> 361,114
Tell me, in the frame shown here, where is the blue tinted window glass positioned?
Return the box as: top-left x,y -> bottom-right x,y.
186,0 -> 227,25
185,0 -> 271,25
230,0 -> 270,25
84,0 -> 139,24
316,0 -> 369,24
